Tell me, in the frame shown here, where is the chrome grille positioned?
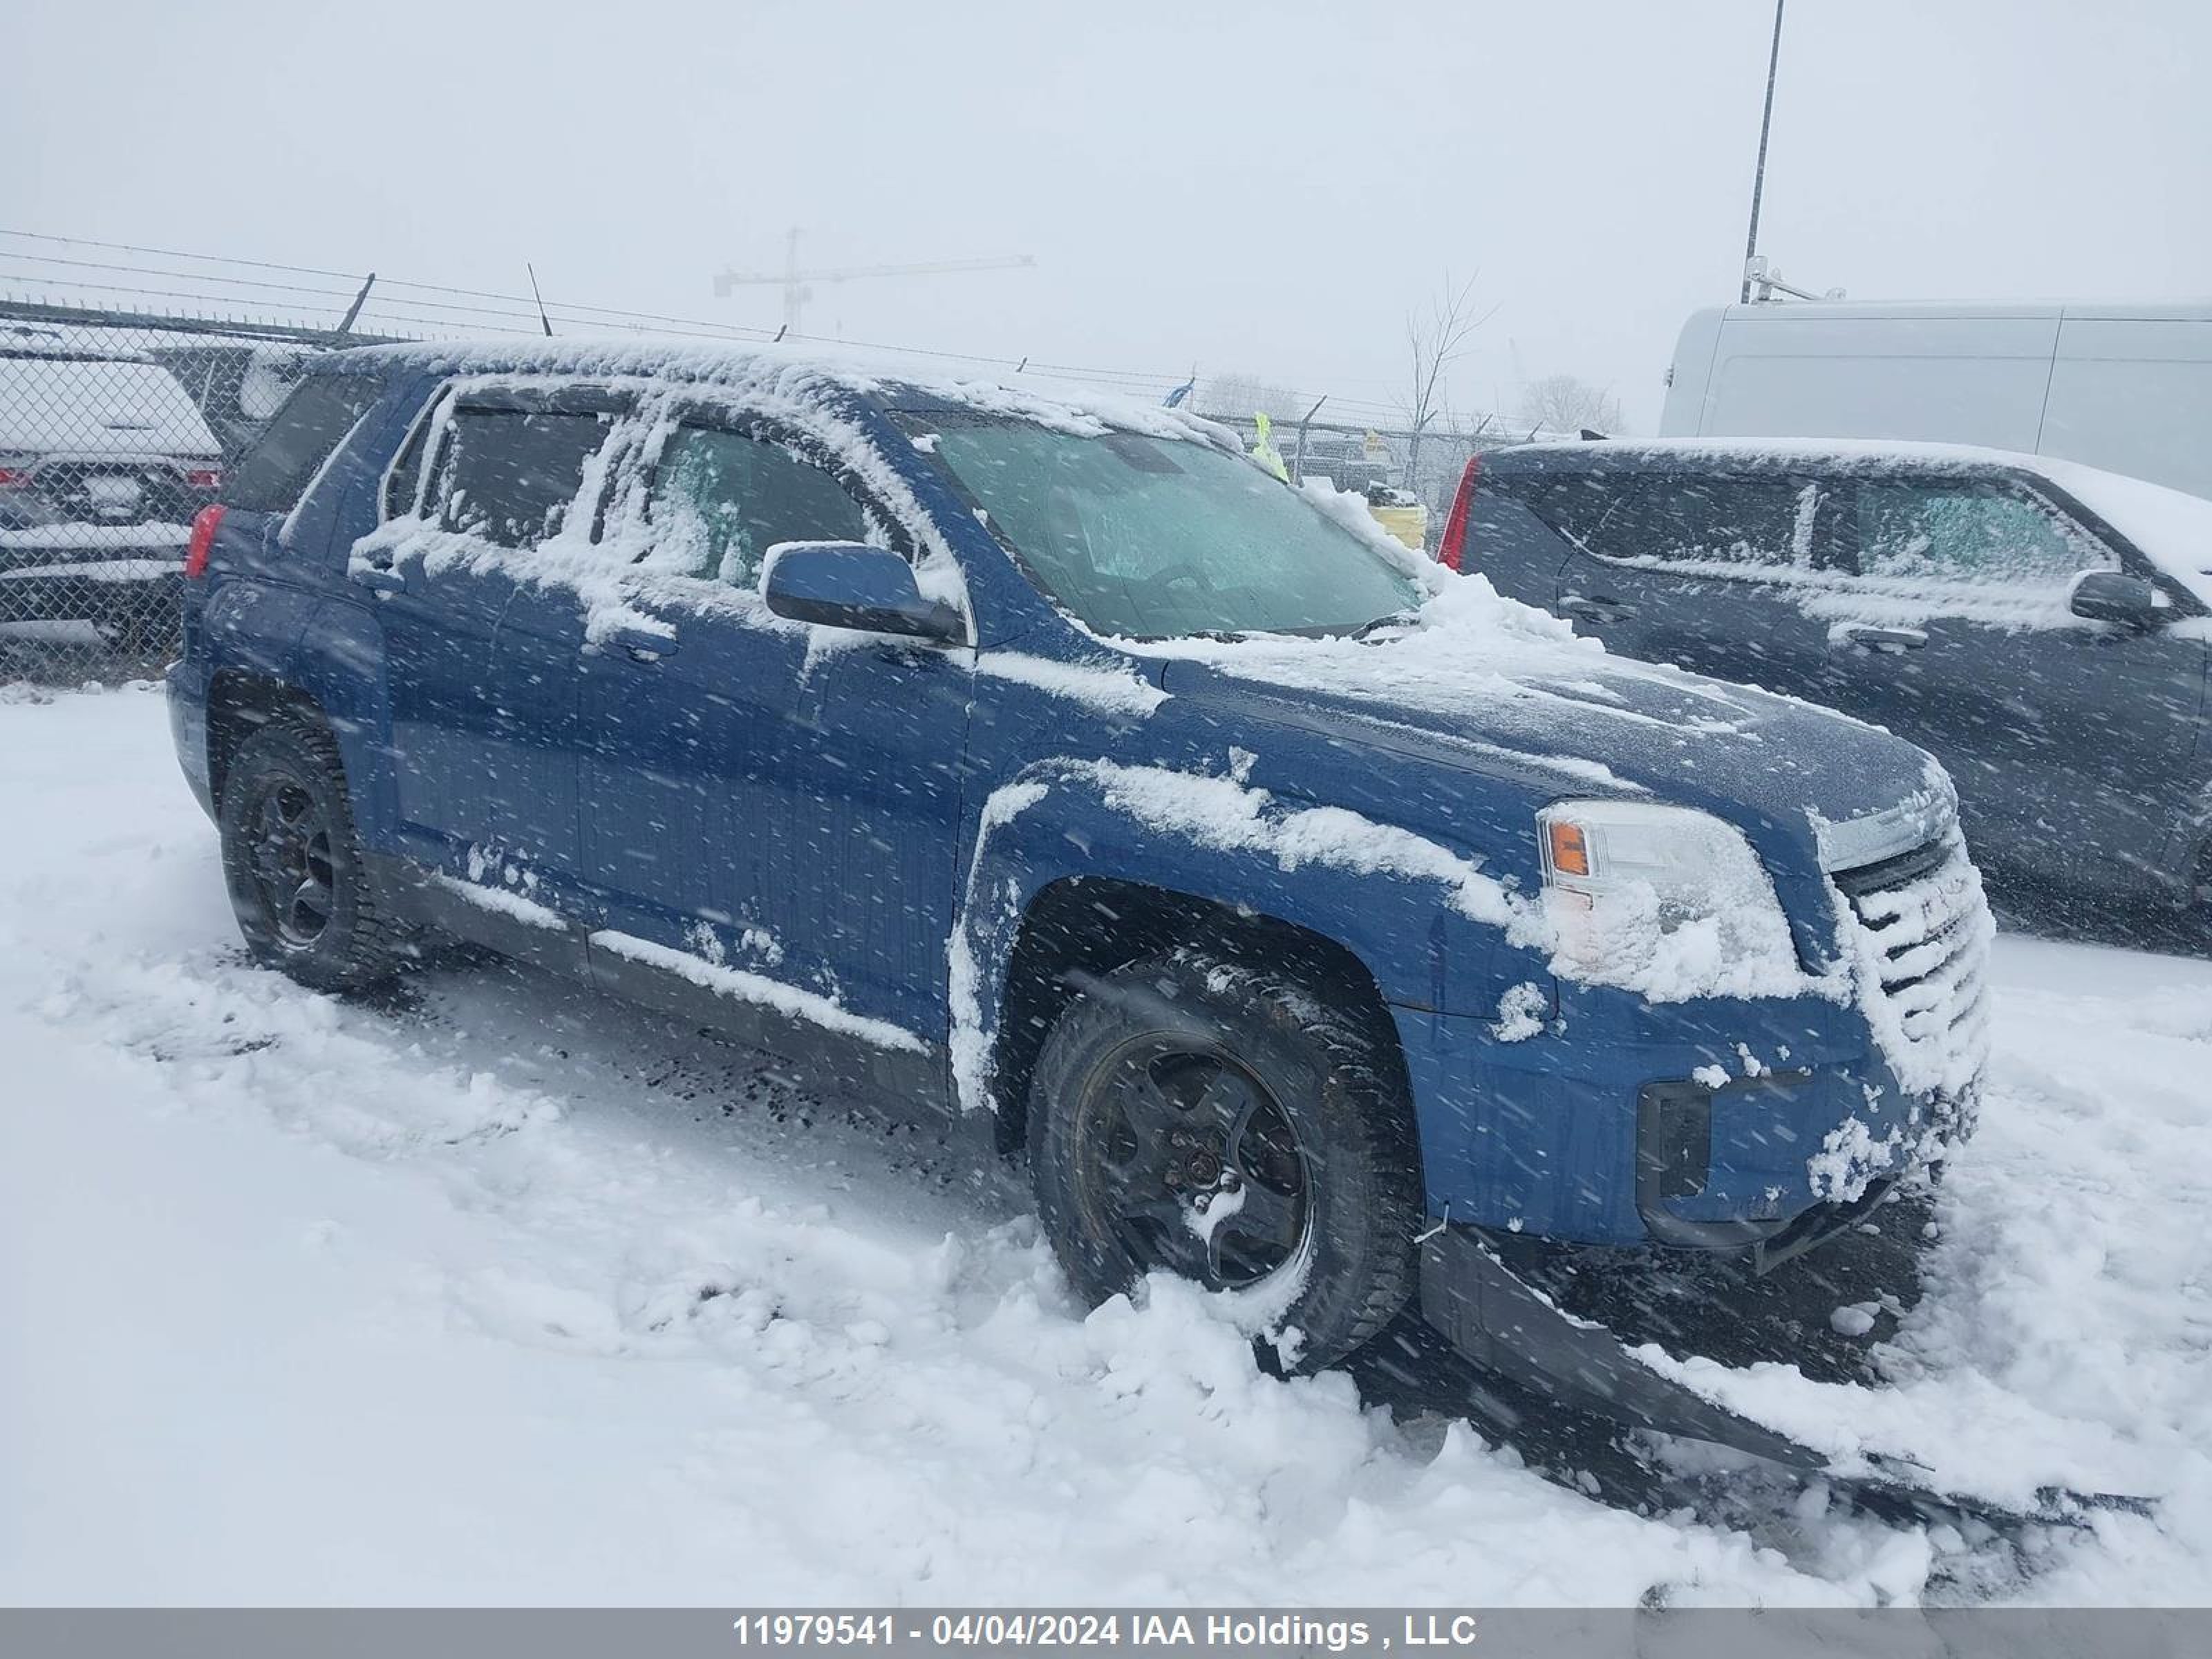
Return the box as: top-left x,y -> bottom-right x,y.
1828,832 -> 1991,1076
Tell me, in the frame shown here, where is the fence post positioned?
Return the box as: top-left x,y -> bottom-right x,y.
336,272 -> 376,335
1292,395 -> 1326,485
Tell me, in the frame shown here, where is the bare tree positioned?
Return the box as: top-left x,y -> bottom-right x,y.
1518,374 -> 1624,436
1195,371 -> 1305,422
1398,274 -> 1493,488
1410,404 -> 1499,522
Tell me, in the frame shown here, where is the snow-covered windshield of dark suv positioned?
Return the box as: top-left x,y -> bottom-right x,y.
909,415 -> 1421,639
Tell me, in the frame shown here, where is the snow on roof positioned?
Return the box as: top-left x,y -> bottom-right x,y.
1504,435 -> 2075,469
1502,436 -> 2212,610
0,355 -> 222,458
342,334 -> 1244,452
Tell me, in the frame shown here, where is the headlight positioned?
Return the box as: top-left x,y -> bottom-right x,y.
1537,800 -> 1802,1002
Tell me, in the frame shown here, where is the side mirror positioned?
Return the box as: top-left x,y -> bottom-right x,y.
762,542 -> 965,643
2069,569 -> 2162,628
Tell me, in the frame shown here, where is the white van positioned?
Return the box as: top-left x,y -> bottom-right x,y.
1660,301 -> 2212,502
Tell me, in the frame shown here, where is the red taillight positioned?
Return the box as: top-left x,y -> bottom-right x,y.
0,467 -> 30,488
185,467 -> 223,490
1436,453 -> 1481,571
184,505 -> 225,579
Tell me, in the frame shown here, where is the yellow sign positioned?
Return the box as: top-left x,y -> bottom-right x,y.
1371,502 -> 1429,552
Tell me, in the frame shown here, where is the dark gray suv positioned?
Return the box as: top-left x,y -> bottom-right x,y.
1439,438 -> 2212,928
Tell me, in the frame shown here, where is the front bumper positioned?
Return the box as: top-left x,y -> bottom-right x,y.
1391,986 -> 1969,1248
1416,1219 -> 1824,1467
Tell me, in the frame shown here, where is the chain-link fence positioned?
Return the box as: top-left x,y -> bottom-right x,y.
0,301 -> 387,684
1194,411 -> 1567,548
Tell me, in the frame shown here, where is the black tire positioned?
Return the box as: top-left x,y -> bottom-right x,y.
2195,850 -> 2212,954
1027,950 -> 1423,1371
217,714 -> 412,993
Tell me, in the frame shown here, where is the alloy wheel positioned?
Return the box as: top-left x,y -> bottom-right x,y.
244,778 -> 337,948
1078,1039 -> 1311,1290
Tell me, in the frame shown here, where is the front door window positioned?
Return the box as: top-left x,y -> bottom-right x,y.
1852,481 -> 2112,589
645,427 -> 874,587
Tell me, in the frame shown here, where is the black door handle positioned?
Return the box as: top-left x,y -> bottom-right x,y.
602,626 -> 679,663
1836,624 -> 1927,653
1559,594 -> 1634,622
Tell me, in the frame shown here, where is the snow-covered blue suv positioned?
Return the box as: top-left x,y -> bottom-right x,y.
167,342 -> 1989,1458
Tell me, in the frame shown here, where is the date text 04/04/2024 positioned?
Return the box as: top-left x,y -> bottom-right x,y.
727,1612 -> 1483,1650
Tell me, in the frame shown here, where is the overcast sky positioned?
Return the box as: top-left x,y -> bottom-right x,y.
7,0 -> 2208,429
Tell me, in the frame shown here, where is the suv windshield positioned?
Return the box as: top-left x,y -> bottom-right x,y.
909,415 -> 1420,638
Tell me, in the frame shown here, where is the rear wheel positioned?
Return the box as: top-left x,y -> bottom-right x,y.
1027,950 -> 1422,1369
218,715 -> 411,993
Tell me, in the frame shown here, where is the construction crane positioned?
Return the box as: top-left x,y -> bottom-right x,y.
713,227 -> 1035,336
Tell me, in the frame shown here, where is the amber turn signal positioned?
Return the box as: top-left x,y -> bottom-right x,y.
1546,819 -> 1591,879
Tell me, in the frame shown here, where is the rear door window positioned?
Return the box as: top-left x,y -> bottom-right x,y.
1499,472 -> 1638,550
1568,474 -> 1823,569
431,406 -> 621,549
224,373 -> 386,513
642,426 -> 874,588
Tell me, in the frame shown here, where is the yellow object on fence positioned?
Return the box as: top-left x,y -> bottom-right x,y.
1370,502 -> 1429,552
1250,412 -> 1291,482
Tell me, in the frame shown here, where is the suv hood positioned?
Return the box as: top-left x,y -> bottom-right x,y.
1145,596 -> 1942,859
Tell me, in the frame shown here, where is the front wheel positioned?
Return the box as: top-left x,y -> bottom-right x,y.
1027,951 -> 1423,1369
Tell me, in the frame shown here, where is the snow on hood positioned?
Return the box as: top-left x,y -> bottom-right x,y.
1509,436 -> 2212,611
2032,458 -> 2212,611
1143,573 -> 1934,838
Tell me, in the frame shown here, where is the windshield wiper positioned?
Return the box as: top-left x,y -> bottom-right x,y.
1347,608 -> 1421,642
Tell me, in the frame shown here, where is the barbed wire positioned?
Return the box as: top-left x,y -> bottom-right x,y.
0,228 -> 1521,430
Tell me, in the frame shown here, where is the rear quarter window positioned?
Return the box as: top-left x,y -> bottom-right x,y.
223,373 -> 386,514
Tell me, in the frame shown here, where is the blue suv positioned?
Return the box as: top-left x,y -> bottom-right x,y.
167,343 -> 1989,1447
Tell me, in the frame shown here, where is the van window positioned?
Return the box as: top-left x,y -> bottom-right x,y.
432,408 -> 617,549
1851,480 -> 2112,587
224,373 -> 384,514
645,427 -> 870,588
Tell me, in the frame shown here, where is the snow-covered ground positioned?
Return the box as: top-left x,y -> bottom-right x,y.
3,684 -> 2209,1606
